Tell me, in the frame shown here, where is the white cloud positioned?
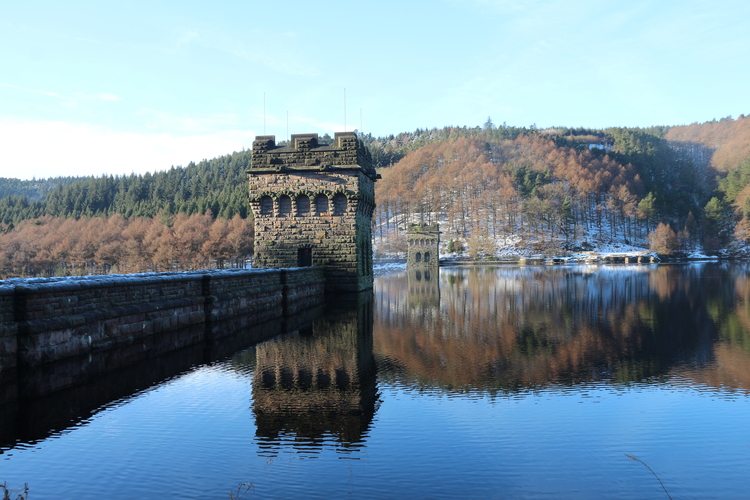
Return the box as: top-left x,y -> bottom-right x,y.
166,26 -> 319,77
0,119 -> 256,180
137,109 -> 242,133
0,83 -> 122,106
98,93 -> 122,102
448,0 -> 544,11
291,116 -> 348,134
0,82 -> 67,99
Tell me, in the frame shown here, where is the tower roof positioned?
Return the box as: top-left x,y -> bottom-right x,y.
250,132 -> 378,180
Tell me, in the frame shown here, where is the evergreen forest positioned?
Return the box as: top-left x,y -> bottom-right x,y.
2,115 -> 750,278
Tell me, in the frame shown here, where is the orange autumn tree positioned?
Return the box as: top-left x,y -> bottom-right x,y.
0,213 -> 253,279
375,132 -> 645,254
648,222 -> 679,256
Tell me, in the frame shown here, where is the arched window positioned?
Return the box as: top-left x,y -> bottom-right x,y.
260,195 -> 273,216
296,194 -> 310,216
424,252 -> 430,262
315,194 -> 329,215
415,252 -> 422,263
333,193 -> 347,216
278,195 -> 292,216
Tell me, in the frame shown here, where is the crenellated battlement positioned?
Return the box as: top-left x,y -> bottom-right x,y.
250,132 -> 377,180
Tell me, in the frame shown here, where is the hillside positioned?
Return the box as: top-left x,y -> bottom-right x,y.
661,116 -> 750,248
0,151 -> 253,278
0,176 -> 82,201
0,150 -> 251,226
2,117 -> 750,278
664,115 -> 750,173
373,122 -> 748,258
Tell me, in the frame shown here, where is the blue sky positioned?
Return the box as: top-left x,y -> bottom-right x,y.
1,0 -> 749,180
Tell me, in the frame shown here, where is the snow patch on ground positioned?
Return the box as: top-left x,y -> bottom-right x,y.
684,251 -> 719,260
374,261 -> 406,276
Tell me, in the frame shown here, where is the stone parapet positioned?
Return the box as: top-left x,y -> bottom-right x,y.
0,268 -> 325,370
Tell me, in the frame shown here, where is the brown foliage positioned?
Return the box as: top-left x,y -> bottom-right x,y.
375,134 -> 645,250
648,222 -> 679,256
0,213 -> 253,278
665,115 -> 750,172
374,270 -> 651,389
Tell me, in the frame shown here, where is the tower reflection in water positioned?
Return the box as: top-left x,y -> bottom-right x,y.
407,268 -> 440,310
252,292 -> 378,454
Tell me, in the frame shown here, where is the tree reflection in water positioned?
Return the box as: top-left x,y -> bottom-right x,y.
374,264 -> 750,394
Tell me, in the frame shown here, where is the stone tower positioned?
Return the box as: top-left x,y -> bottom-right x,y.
249,132 -> 379,293
406,223 -> 440,269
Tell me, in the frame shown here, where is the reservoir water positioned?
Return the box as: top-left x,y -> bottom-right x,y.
2,263 -> 750,499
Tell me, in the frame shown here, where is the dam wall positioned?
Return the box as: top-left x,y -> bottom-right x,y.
0,267 -> 325,370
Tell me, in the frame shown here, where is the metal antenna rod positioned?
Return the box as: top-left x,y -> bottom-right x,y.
344,88 -> 347,132
263,92 -> 266,135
